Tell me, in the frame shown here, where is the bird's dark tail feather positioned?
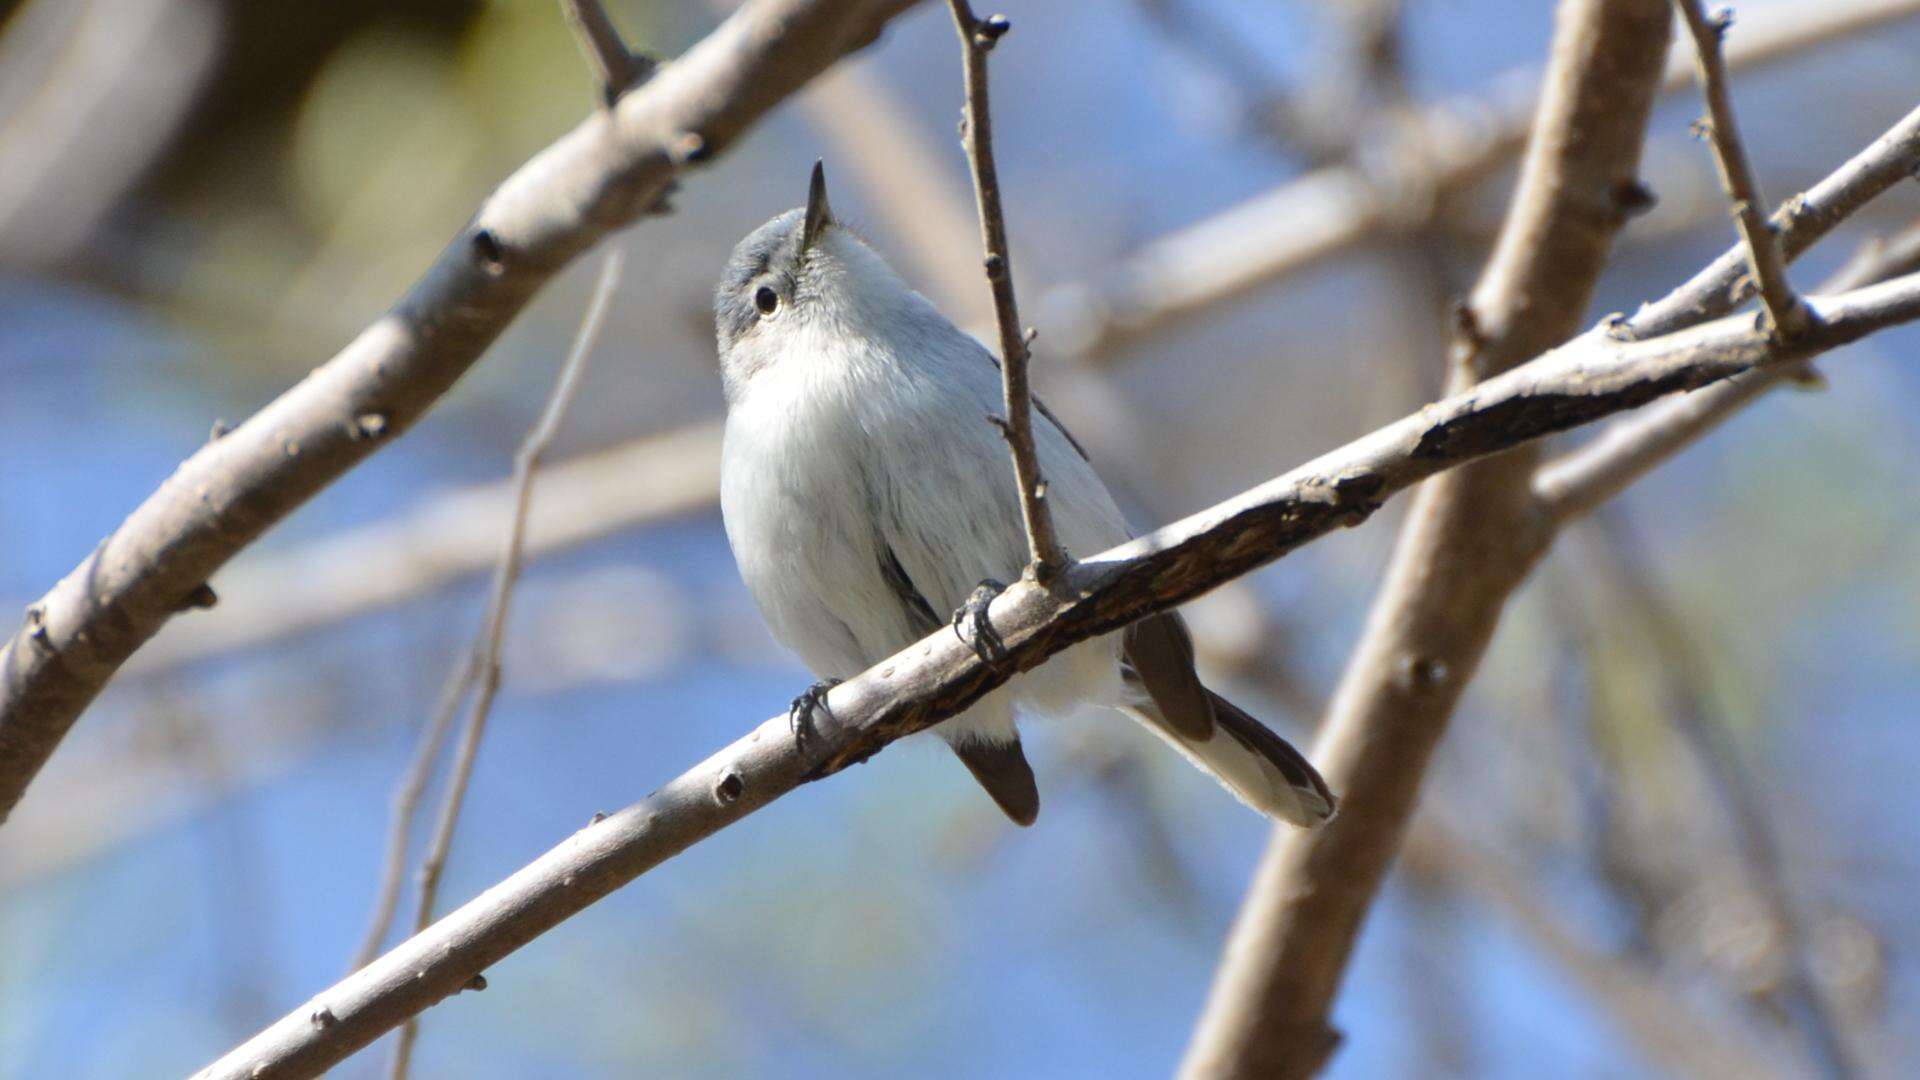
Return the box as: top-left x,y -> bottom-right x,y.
1123,690 -> 1336,827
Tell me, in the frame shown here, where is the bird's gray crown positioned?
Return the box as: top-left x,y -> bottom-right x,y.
713,161 -> 837,354
714,207 -> 808,352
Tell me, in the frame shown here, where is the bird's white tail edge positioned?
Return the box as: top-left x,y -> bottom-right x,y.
1120,698 -> 1336,827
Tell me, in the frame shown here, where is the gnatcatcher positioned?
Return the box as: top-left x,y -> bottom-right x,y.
715,163 -> 1334,828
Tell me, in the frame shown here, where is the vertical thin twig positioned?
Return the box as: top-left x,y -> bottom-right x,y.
944,0 -> 1068,582
1675,0 -> 1810,337
349,654 -> 476,973
386,251 -> 625,1080
559,0 -> 649,103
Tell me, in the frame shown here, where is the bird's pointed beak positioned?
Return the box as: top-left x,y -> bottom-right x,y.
802,159 -> 833,252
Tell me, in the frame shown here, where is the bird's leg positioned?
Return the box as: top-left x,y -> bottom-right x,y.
951,579 -> 1008,664
788,678 -> 842,747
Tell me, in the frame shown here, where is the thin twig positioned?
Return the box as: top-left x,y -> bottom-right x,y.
1675,0 -> 1810,337
559,0 -> 650,103
1535,215 -> 1920,521
944,0 -> 1067,582
387,251 -> 624,1080
196,262 -> 1920,1076
349,654 -> 475,973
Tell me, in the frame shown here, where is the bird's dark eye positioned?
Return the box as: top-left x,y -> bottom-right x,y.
754,285 -> 780,315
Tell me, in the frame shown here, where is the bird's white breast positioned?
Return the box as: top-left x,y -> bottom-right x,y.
720,273 -> 1133,719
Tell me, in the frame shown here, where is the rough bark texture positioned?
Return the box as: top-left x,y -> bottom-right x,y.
0,0 -> 924,825
1180,1 -> 1675,1075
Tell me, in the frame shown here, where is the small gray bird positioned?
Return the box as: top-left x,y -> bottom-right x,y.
715,163 -> 1334,828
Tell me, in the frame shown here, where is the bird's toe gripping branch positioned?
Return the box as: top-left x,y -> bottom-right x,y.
788,678 -> 842,747
951,579 -> 1009,665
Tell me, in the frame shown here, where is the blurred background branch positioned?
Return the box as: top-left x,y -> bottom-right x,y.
1582,509 -> 1854,1077
0,0 -> 222,268
1041,0 -> 1920,360
0,0 -> 924,828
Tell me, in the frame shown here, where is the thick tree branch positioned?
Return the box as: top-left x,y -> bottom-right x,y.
1676,0 -> 1809,337
1185,15 -> 1920,1080
124,99 -> 1920,684
0,0 -> 926,826
195,265 -> 1920,1078
1044,0 -> 1920,358
1182,1 -> 1674,1074
946,1 -> 1067,580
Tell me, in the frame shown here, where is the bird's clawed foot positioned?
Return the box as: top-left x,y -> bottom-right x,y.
789,678 -> 842,747
951,579 -> 1008,664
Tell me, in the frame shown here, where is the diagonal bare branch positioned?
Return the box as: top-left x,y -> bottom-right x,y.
0,0 -> 925,828
105,8 -> 1920,686
1185,18 -> 1920,1080
196,264 -> 1920,1077
559,0 -> 651,103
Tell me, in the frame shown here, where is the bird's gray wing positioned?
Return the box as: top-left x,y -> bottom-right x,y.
878,541 -> 941,631
1121,611 -> 1216,740
879,536 -> 1040,826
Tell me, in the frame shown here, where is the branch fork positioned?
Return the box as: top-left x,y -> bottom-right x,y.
1676,0 -> 1812,339
559,0 -> 653,105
